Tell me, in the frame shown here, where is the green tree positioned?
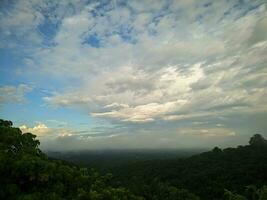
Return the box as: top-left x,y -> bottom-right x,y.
0,119 -> 142,200
249,134 -> 267,146
224,190 -> 247,200
0,119 -> 13,127
259,186 -> 267,200
245,185 -> 259,200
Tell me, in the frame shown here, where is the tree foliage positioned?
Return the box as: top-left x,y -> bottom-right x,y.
0,119 -> 142,200
0,119 -> 266,200
109,134 -> 267,199
249,134 -> 267,146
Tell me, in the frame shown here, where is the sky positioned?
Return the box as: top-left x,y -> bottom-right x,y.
0,0 -> 267,151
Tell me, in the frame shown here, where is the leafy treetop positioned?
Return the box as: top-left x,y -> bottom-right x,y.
249,134 -> 267,146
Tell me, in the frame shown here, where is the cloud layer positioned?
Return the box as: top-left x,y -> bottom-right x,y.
0,84 -> 32,105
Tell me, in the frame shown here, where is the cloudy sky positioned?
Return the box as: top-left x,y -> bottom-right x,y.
0,0 -> 267,151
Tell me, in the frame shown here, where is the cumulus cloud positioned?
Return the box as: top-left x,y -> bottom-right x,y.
0,84 -> 32,104
19,123 -> 74,140
20,123 -> 51,137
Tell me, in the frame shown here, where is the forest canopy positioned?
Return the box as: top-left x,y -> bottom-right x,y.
0,119 -> 266,200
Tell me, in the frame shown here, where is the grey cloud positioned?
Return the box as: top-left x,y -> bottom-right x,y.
1,0 -> 267,149
247,12 -> 267,45
0,84 -> 33,105
41,124 -> 240,151
190,78 -> 211,91
37,107 -> 267,151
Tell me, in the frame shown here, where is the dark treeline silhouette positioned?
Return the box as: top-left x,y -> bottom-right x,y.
47,149 -> 205,171
108,134 -> 267,199
0,119 -> 267,200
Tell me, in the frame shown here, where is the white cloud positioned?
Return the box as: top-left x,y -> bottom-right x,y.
19,123 -> 74,140
92,100 -> 187,122
20,123 -> 50,137
0,84 -> 32,104
45,63 -> 203,122
0,0 -> 44,48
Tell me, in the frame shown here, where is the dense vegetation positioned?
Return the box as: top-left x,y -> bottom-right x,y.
0,119 -> 267,200
108,134 -> 267,200
0,119 -> 142,200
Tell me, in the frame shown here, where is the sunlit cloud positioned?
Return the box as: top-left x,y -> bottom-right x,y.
20,123 -> 51,137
